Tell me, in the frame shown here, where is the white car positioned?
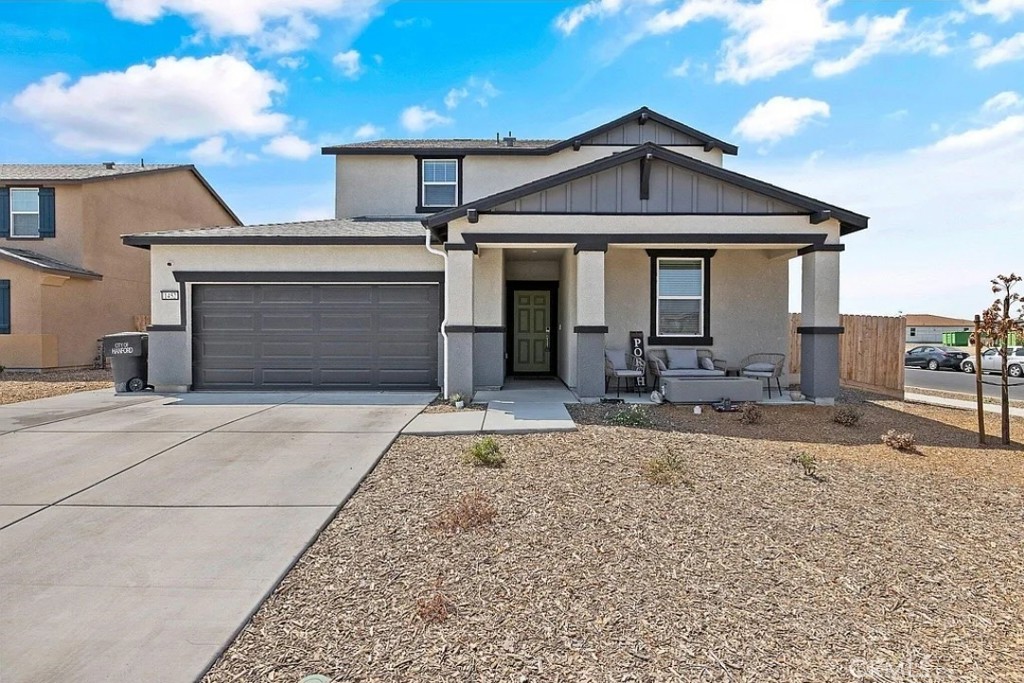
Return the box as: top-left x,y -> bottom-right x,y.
961,346 -> 1024,378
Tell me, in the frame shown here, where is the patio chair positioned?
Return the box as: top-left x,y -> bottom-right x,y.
605,349 -> 645,397
739,353 -> 785,398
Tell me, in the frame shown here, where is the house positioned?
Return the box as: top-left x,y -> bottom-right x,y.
904,314 -> 973,343
124,107 -> 868,404
1,164 -> 239,369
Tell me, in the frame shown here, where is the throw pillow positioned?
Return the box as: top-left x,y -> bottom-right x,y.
666,348 -> 699,369
700,357 -> 715,371
744,361 -> 775,372
605,349 -> 628,370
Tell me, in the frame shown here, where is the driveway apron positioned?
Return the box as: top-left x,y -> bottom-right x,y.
0,389 -> 431,683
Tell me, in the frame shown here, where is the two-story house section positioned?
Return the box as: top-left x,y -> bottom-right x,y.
125,107 -> 868,404
1,164 -> 239,369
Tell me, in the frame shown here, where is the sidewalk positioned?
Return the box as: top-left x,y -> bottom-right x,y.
904,392 -> 1024,418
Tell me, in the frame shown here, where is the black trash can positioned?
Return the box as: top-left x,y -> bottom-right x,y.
102,332 -> 149,393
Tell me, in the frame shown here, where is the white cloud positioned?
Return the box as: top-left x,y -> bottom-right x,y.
974,31 -> 1024,66
105,0 -> 383,54
812,9 -> 909,77
982,90 -> 1023,112
353,123 -> 383,139
555,0 -> 629,35
445,87 -> 468,110
10,54 -> 288,154
277,55 -> 305,69
963,0 -> 1024,22
969,32 -> 992,48
925,114 -> 1024,152
262,134 -> 317,159
733,96 -> 830,143
332,49 -> 363,78
188,136 -> 239,165
400,105 -> 452,133
669,58 -> 691,76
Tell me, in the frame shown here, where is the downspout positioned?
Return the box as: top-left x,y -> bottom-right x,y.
424,229 -> 449,398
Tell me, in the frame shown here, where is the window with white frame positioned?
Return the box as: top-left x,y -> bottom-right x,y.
421,159 -> 458,207
656,258 -> 704,337
10,188 -> 40,237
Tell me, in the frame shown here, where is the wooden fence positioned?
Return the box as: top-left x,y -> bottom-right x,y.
789,314 -> 905,397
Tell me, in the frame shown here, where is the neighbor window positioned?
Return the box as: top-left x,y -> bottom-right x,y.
656,258 -> 704,336
10,188 -> 40,237
420,159 -> 458,208
0,280 -> 10,334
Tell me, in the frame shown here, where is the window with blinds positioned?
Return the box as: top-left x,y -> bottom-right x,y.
656,258 -> 703,336
421,159 -> 458,207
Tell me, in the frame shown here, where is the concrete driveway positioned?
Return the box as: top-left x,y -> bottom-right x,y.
0,389 -> 432,683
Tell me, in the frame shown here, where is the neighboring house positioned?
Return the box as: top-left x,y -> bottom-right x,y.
0,164 -> 239,369
125,107 -> 868,404
904,314 -> 973,343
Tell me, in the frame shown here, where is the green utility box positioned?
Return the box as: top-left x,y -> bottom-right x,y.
942,331 -> 971,346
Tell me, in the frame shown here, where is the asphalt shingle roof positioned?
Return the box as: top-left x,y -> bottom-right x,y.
0,163 -> 188,182
324,139 -> 560,153
0,247 -> 102,279
123,217 -> 428,246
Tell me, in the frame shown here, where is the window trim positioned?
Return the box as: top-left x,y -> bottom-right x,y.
647,249 -> 714,346
9,187 -> 41,239
0,279 -> 10,335
416,156 -> 463,213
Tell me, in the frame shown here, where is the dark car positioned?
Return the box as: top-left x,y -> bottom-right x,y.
905,345 -> 969,371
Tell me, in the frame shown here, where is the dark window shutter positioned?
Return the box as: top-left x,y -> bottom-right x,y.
38,187 -> 56,238
0,188 -> 9,238
0,280 -> 10,334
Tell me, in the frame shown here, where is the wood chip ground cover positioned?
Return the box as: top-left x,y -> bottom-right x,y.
205,401 -> 1024,682
0,369 -> 113,405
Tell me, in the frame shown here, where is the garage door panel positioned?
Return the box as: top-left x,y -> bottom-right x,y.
193,284 -> 439,390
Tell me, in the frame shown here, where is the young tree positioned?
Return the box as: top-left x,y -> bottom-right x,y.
978,273 -> 1023,445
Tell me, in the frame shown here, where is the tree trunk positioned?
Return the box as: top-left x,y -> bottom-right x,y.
1001,296 -> 1011,445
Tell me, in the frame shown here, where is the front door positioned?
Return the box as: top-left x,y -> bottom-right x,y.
512,289 -> 551,373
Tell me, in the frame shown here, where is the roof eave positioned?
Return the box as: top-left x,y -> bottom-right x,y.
121,235 -> 426,247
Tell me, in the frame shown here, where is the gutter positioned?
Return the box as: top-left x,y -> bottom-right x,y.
422,229 -> 450,398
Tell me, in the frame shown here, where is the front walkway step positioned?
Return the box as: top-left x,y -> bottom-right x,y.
403,410 -> 486,435
482,401 -> 576,433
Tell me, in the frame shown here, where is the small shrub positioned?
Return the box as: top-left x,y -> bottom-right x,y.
881,429 -> 916,451
609,404 -> 654,428
463,436 -> 505,468
832,405 -> 862,427
792,451 -> 819,478
431,491 -> 497,533
738,403 -> 764,425
415,578 -> 455,624
642,450 -> 694,488
448,392 -> 464,406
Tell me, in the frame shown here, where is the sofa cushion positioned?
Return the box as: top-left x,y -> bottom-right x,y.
660,368 -> 726,378
744,362 -> 776,373
605,349 -> 628,370
700,356 -> 715,371
666,348 -> 699,369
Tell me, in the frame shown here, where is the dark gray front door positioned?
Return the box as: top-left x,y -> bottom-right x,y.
512,289 -> 551,373
192,284 -> 439,390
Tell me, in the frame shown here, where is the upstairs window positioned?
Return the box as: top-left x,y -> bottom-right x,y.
10,188 -> 40,238
420,159 -> 459,208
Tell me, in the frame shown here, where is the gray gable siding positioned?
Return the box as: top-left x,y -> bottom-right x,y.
492,158 -> 802,215
582,120 -> 703,146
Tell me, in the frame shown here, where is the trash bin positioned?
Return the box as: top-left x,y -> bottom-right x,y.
102,332 -> 149,393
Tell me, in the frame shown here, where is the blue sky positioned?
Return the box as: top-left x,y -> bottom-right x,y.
1,0 -> 1022,317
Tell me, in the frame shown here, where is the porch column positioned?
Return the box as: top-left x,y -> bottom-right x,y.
575,247 -> 607,400
445,246 -> 475,398
799,245 -> 844,405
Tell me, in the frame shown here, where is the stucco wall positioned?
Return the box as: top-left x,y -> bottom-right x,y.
604,247 -> 790,370
41,275 -> 103,367
334,145 -> 721,217
505,260 -> 560,281
558,249 -> 577,388
0,265 -> 53,368
473,248 -> 503,326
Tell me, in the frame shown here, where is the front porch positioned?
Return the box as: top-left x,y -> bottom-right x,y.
442,239 -> 843,405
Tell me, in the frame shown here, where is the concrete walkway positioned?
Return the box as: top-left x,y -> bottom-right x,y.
0,389 -> 432,683
905,391 -> 1024,417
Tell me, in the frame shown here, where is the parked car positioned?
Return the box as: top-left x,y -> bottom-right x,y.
904,346 -> 969,371
961,346 -> 1024,377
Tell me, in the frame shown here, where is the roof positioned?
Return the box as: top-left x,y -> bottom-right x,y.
323,106 -> 737,156
1,163 -> 185,182
904,314 -> 975,327
422,141 -> 869,235
1,163 -> 242,226
0,247 -> 102,279
122,217 -> 428,248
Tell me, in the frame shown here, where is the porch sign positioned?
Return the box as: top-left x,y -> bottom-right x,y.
629,331 -> 646,388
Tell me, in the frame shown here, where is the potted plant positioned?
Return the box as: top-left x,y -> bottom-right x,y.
450,392 -> 465,409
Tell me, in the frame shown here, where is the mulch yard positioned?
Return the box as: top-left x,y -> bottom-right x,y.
0,369 -> 113,405
205,398 -> 1024,683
